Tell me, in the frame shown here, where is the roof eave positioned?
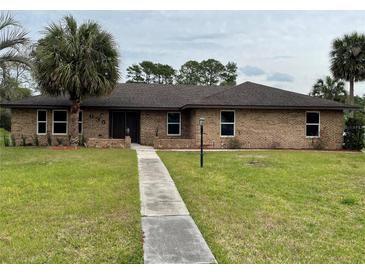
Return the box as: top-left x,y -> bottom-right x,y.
0,103 -> 182,111
181,104 -> 359,110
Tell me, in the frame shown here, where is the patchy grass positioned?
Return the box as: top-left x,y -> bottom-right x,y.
158,150 -> 365,263
0,146 -> 142,263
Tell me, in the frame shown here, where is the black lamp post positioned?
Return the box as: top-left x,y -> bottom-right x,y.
199,118 -> 205,168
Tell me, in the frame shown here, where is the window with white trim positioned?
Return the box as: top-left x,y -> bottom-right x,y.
52,110 -> 68,135
167,112 -> 181,136
78,111 -> 83,135
221,110 -> 235,136
37,110 -> 47,135
306,111 -> 320,138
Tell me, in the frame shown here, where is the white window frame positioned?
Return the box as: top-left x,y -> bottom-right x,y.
52,109 -> 68,135
305,111 -> 320,138
220,110 -> 235,137
167,112 -> 181,136
78,110 -> 83,135
36,109 -> 47,135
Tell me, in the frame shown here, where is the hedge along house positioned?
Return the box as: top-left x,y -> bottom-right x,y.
1,81 -> 356,149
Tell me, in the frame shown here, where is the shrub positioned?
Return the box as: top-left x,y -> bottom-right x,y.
47,133 -> 52,146
3,135 -> 10,147
0,109 -> 11,131
33,135 -> 39,146
11,134 -> 16,146
344,117 -> 365,150
79,134 -> 86,146
227,138 -> 241,149
56,138 -> 63,146
21,135 -> 26,146
311,139 -> 325,150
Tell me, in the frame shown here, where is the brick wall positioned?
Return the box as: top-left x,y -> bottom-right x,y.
82,109 -> 109,139
10,108 -> 344,149
11,108 -> 109,146
140,110 -> 192,146
87,136 -> 130,148
154,138 -> 197,149
191,109 -> 344,150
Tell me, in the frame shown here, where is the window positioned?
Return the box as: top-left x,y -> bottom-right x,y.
221,110 -> 235,137
306,111 -> 320,138
52,110 -> 68,135
78,111 -> 83,135
167,112 -> 181,136
37,110 -> 47,135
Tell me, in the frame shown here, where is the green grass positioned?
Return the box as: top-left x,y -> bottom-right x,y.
0,146 -> 142,263
158,150 -> 365,263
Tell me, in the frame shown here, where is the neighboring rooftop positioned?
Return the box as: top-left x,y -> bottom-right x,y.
1,81 -> 357,110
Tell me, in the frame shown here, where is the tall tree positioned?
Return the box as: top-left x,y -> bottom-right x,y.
0,13 -> 30,69
177,59 -> 237,86
220,62 -> 238,86
127,61 -> 175,84
32,16 -> 119,146
126,64 -> 144,83
309,76 -> 347,103
200,59 -> 225,86
330,32 -> 365,105
154,63 -> 175,84
176,60 -> 201,85
139,61 -> 156,84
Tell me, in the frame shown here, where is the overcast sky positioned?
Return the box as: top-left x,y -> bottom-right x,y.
11,10 -> 365,96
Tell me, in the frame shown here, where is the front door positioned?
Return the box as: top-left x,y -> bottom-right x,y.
126,112 -> 140,143
111,112 -> 125,139
110,111 -> 140,143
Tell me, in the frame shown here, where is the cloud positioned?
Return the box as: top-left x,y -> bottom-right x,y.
170,32 -> 233,42
272,55 -> 293,60
267,72 -> 294,82
240,65 -> 265,76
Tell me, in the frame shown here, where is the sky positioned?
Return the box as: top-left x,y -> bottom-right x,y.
10,10 -> 365,96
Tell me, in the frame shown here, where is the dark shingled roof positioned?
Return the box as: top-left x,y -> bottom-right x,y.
185,81 -> 356,110
1,81 -> 357,110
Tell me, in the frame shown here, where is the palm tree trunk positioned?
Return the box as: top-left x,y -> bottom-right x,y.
69,99 -> 80,146
349,79 -> 354,105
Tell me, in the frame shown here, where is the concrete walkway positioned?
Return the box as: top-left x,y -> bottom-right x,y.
132,144 -> 216,264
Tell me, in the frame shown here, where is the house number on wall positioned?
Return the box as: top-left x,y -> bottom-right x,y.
89,113 -> 106,125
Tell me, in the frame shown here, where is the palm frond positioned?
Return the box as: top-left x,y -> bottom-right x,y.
0,12 -> 19,31
0,28 -> 29,51
0,50 -> 31,67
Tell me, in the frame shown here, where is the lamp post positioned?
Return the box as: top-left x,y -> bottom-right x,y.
199,118 -> 205,168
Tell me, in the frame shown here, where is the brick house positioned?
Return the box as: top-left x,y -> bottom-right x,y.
1,81 -> 355,149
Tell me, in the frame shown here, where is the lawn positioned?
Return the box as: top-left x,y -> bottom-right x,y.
0,139 -> 142,263
158,150 -> 365,263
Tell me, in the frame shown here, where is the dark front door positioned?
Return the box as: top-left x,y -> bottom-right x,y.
111,112 -> 125,139
110,111 -> 140,143
126,112 -> 140,143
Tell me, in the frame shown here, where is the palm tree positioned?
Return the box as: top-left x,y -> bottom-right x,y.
0,13 -> 30,82
309,76 -> 347,103
32,16 -> 119,146
330,32 -> 365,105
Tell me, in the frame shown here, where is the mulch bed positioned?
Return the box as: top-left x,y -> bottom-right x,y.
48,146 -> 79,150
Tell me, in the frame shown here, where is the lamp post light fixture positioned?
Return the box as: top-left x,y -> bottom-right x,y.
199,118 -> 205,168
